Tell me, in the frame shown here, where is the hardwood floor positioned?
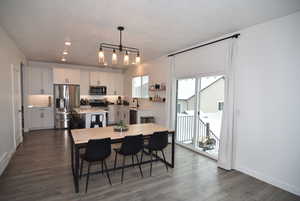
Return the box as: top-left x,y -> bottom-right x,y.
0,129 -> 298,201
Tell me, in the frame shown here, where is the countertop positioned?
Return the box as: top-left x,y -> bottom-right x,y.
27,105 -> 52,109
74,108 -> 108,114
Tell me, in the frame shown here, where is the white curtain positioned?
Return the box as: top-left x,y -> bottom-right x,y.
217,38 -> 238,170
170,36 -> 238,170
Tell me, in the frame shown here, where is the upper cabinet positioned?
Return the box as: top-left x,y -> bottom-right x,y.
90,71 -> 101,86
90,71 -> 123,95
108,73 -> 123,95
53,68 -> 80,84
80,70 -> 90,95
28,66 -> 52,95
114,73 -> 124,95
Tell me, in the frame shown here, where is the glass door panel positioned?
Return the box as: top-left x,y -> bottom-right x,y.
176,78 -> 197,147
196,75 -> 224,157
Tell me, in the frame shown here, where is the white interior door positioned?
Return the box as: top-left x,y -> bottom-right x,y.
11,64 -> 23,148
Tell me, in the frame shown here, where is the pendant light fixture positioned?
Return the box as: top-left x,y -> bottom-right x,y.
112,49 -> 117,64
124,51 -> 129,65
98,26 -> 141,66
98,47 -> 104,63
135,52 -> 141,64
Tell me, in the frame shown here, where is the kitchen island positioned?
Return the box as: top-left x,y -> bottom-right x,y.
73,108 -> 107,128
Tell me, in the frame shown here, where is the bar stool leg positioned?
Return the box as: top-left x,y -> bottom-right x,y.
161,150 -> 168,171
131,155 -> 135,168
85,163 -> 91,193
80,159 -> 84,179
121,156 -> 126,183
103,160 -> 112,185
140,151 -> 144,165
150,151 -> 153,176
136,154 -> 143,178
114,152 -> 118,171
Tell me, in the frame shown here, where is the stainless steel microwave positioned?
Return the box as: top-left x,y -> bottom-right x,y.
89,86 -> 107,95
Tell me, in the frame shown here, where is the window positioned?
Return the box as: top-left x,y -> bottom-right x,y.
132,75 -> 149,98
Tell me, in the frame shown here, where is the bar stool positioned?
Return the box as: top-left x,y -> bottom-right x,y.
143,131 -> 169,176
90,114 -> 104,128
113,135 -> 144,183
80,138 -> 112,193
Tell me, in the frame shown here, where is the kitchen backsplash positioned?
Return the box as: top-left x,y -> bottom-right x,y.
28,95 -> 52,107
80,95 -> 125,103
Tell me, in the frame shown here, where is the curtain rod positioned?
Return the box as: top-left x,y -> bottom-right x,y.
167,33 -> 240,57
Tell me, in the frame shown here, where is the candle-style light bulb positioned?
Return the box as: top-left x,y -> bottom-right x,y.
112,49 -> 117,65
124,51 -> 129,65
98,47 -> 105,64
135,52 -> 141,65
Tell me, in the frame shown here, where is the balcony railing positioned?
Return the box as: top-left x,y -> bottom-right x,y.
176,114 -> 220,153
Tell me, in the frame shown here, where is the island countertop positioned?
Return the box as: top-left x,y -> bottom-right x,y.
73,108 -> 108,114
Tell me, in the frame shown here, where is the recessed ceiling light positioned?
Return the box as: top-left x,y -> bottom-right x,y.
63,51 -> 68,55
61,58 -> 66,62
65,41 -> 71,46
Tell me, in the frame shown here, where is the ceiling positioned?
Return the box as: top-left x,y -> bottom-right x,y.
0,0 -> 300,68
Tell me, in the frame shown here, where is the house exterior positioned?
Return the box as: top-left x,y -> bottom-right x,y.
178,77 -> 224,113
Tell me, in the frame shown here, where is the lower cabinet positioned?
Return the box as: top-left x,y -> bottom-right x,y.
108,105 -> 129,125
30,108 -> 54,130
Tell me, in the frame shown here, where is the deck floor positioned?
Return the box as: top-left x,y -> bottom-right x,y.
0,129 -> 298,201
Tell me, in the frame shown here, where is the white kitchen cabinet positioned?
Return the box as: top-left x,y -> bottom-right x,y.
105,73 -> 123,95
121,106 -> 130,124
106,73 -> 115,95
114,73 -> 124,95
80,70 -> 90,95
29,108 -> 53,130
90,71 -> 102,86
42,108 -> 54,128
30,108 -> 43,129
89,71 -> 124,95
53,68 -> 80,84
28,66 -> 52,94
115,106 -> 129,125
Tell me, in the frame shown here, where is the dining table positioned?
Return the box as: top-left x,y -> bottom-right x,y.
69,123 -> 175,193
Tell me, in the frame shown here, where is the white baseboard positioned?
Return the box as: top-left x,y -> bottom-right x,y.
236,166 -> 300,196
0,150 -> 14,176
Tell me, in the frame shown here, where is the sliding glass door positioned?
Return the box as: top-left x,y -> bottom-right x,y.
176,78 -> 197,145
176,75 -> 224,159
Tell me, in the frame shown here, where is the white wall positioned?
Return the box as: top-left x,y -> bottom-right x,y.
0,25 -> 26,175
126,11 -> 300,195
233,12 -> 300,195
124,56 -> 171,126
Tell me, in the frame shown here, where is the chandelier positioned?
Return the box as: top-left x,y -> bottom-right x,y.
98,26 -> 141,66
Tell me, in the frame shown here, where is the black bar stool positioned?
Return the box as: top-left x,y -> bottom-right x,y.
90,114 -> 104,128
144,131 -> 169,176
113,135 -> 144,183
80,138 -> 112,193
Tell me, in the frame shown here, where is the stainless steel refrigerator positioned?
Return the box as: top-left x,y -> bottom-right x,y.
54,84 -> 80,129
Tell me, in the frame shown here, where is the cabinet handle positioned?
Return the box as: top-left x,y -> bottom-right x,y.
40,112 -> 44,118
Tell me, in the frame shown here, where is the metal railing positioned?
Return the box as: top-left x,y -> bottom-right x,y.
176,114 -> 220,152
176,114 -> 195,143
